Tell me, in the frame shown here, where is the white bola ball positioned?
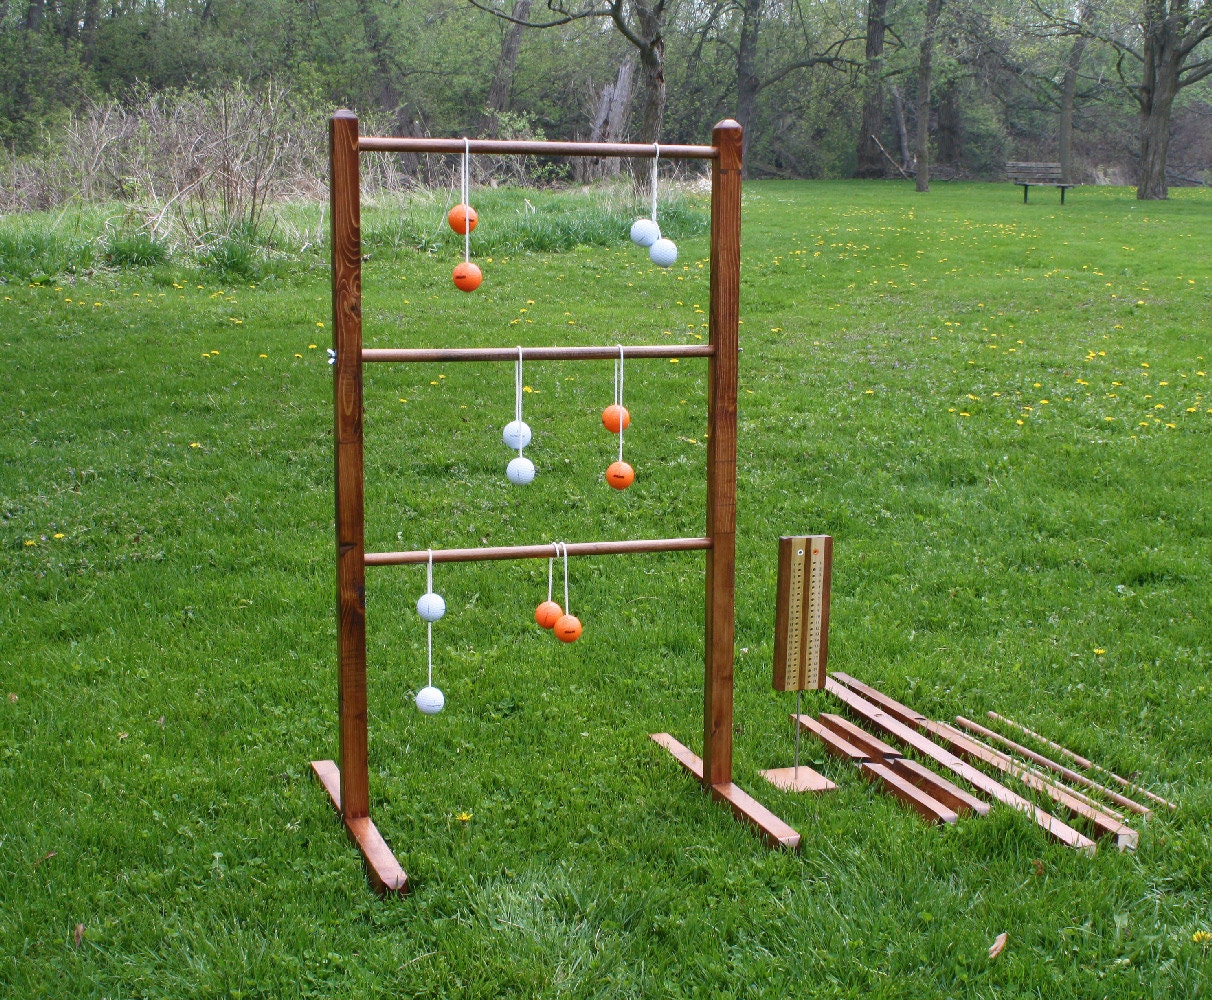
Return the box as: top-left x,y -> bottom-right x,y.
649,237 -> 678,267
416,591 -> 446,622
502,419 -> 532,450
415,685 -> 445,714
630,217 -> 661,248
506,455 -> 536,485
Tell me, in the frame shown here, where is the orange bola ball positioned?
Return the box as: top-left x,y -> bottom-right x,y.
601,404 -> 631,433
447,203 -> 478,235
554,613 -> 583,643
452,261 -> 482,292
605,460 -> 635,490
534,600 -> 562,630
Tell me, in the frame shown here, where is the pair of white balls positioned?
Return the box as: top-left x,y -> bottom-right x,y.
503,419 -> 536,484
630,218 -> 678,268
415,592 -> 446,714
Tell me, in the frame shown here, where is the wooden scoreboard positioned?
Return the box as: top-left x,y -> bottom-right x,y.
772,535 -> 832,692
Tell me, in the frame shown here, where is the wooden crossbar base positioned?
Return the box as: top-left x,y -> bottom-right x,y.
650,734 -> 801,850
760,766 -> 837,794
311,761 -> 409,895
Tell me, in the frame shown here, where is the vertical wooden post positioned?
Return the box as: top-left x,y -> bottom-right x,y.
702,120 -> 743,788
330,110 -> 370,822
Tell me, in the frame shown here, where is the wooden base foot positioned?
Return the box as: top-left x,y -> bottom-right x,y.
650,734 -> 801,850
760,766 -> 837,794
311,760 -> 409,895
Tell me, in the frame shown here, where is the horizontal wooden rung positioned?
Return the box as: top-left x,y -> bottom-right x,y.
359,136 -> 717,160
361,344 -> 715,364
366,536 -> 712,567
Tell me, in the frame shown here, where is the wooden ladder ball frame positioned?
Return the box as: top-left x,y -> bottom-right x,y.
312,111 -> 798,896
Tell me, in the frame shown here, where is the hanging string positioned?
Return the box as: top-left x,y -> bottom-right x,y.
547,542 -> 557,604
561,541 -> 570,616
515,345 -> 524,456
462,138 -> 471,264
614,344 -> 625,463
426,549 -> 434,688
650,144 -> 660,224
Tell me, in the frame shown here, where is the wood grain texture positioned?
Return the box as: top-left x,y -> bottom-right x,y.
330,110 -> 370,822
702,120 -> 743,788
824,678 -> 1096,853
311,761 -> 408,895
987,711 -> 1176,811
818,712 -> 902,760
366,536 -> 711,567
861,761 -> 958,824
830,671 -> 926,726
956,716 -> 1150,818
362,344 -> 715,363
650,734 -> 801,850
793,713 -> 871,762
887,757 -> 990,817
924,721 -> 1137,850
760,766 -> 837,794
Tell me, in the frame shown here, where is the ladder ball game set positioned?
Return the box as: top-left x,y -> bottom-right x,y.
311,113 -> 1172,895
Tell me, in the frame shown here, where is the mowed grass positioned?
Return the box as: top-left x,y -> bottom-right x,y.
1,180 -> 1210,998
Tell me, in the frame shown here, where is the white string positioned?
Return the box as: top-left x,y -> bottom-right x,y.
426,548 -> 434,593
462,138 -> 471,264
547,542 -> 557,603
615,344 -> 625,463
561,542 -> 570,615
650,144 -> 660,224
515,345 -> 524,456
427,620 -> 433,688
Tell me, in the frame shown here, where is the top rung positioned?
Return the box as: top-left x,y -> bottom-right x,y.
358,136 -> 718,160
362,344 -> 714,363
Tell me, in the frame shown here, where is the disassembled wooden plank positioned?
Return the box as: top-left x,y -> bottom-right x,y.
824,678 -> 1095,853
987,711 -> 1177,812
861,762 -> 958,824
650,733 -> 801,850
759,766 -> 837,794
923,722 -> 1137,851
794,713 -> 871,762
312,760 -> 409,895
818,713 -> 903,760
887,757 -> 990,817
956,716 -> 1150,818
830,671 -> 926,726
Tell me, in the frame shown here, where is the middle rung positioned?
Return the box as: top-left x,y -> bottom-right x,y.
361,344 -> 715,363
365,536 -> 712,566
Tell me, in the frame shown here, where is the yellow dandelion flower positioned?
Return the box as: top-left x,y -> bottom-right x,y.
190,442 -> 200,448
1094,648 -> 1106,655
456,812 -> 473,823
259,353 -> 267,358
294,353 -> 302,358
316,321 -> 324,327
53,533 -> 64,539
308,344 -> 317,350
24,539 -> 36,546
1194,931 -> 1212,945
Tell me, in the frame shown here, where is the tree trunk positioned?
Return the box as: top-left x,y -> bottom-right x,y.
892,84 -> 912,172
935,78 -> 962,166
735,0 -> 763,177
616,2 -> 666,197
82,0 -> 100,66
1138,72 -> 1178,200
578,60 -> 633,181
485,0 -> 532,121
1058,1 -> 1090,185
855,0 -> 890,178
914,0 -> 942,193
24,0 -> 44,31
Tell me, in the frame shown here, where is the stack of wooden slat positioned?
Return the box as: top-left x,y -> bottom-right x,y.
797,671 -> 1174,853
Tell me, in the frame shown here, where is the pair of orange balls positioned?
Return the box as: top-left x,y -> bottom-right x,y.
535,600 -> 582,642
448,204 -> 482,292
601,404 -> 635,489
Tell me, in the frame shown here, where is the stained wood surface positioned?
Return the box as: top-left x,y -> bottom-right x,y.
956,716 -> 1150,817
825,678 -> 1096,853
366,536 -> 712,567
330,110 -> 370,823
794,714 -> 871,762
311,760 -> 408,895
772,536 -> 832,692
861,762 -> 958,824
760,766 -> 837,794
888,758 -> 990,817
650,734 -> 800,849
924,721 -> 1137,850
818,712 -> 901,760
362,344 -> 715,363
830,671 -> 926,726
360,137 -> 716,159
987,711 -> 1176,811
701,120 -> 743,788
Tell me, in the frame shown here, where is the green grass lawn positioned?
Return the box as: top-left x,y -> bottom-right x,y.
2,180 -> 1210,998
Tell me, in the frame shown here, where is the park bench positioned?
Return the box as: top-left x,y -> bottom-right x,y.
1006,161 -> 1074,204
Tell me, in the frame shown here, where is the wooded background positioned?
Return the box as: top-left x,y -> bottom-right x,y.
1,0 -> 1209,206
